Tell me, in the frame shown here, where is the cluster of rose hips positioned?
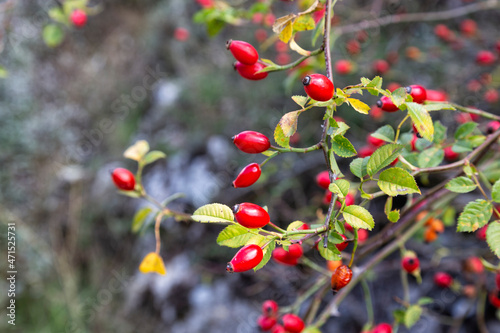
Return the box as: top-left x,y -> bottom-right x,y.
257,300 -> 306,333
227,40 -> 268,81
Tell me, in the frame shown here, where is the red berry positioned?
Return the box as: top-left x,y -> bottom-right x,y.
287,244 -> 304,259
358,229 -> 369,244
335,59 -> 353,75
316,170 -> 331,189
372,323 -> 393,333
322,190 -> 332,205
467,80 -> 482,92
233,203 -> 270,228
233,163 -> 261,188
234,61 -> 268,81
476,50 -> 496,66
111,168 -> 136,191
232,131 -> 270,154
410,134 -> 418,151
255,29 -> 268,43
368,134 -> 385,147
406,85 -> 427,104
372,59 -> 390,75
344,223 -> 354,232
227,40 -> 259,65
196,0 -> 214,8
370,104 -> 384,119
484,89 -> 499,104
335,234 -> 349,251
272,245 -> 303,266
227,244 -> 263,273
402,256 -> 420,273
302,74 -> 334,101
296,223 -> 310,230
257,315 -> 277,331
282,314 -> 305,333
476,225 -> 488,241
70,9 -> 87,28
275,41 -> 288,53
434,24 -> 451,41
489,291 -> 500,308
434,272 -> 453,288
496,273 -> 500,290
387,82 -> 401,92
444,147 -> 459,161
358,146 -> 375,157
377,96 -> 399,112
426,89 -> 448,102
174,27 -> 190,41
271,325 -> 286,333
338,193 -> 355,208
276,53 -> 291,66
262,300 -> 279,316
331,264 -> 353,292
263,13 -> 275,27
460,19 -> 477,37
465,256 -> 484,274
346,39 -> 361,55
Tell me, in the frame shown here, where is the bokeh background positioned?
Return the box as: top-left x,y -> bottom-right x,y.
1,0 -> 499,332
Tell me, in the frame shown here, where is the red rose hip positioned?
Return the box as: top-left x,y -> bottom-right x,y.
233,202 -> 270,228
111,168 -> 136,191
234,61 -> 268,81
315,170 -> 331,189
377,96 -> 399,112
227,244 -> 263,273
70,9 -> 87,28
335,234 -> 349,251
434,272 -> 453,288
406,85 -> 427,103
233,163 -> 261,188
262,300 -> 279,316
372,323 -> 393,333
226,40 -> 259,65
232,131 -> 270,154
401,255 -> 420,273
257,315 -> 277,331
331,264 -> 353,292
302,74 -> 334,101
282,314 -> 305,333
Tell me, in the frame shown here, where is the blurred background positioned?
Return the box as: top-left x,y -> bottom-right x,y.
0,0 -> 499,332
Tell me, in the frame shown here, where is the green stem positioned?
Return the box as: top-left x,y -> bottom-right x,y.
270,143 -> 322,153
285,225 -> 328,236
268,221 -> 286,233
281,275 -> 329,314
399,247 -> 410,303
361,279 -> 374,327
394,114 -> 410,143
260,151 -> 279,167
263,47 -> 324,73
447,103 -> 500,121
348,228 -> 358,267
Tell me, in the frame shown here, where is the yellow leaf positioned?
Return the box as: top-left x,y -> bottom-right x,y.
139,252 -> 166,275
347,98 -> 370,114
279,22 -> 293,43
124,140 -> 150,161
292,15 -> 315,32
289,36 -> 311,56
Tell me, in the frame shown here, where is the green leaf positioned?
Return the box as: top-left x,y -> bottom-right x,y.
328,179 -> 350,198
433,121 -> 447,144
287,221 -> 307,231
445,177 -> 477,193
302,327 -> 322,333
278,110 -> 302,137
417,297 -> 434,305
391,87 -> 408,107
331,135 -> 357,158
132,207 -> 153,233
350,157 -> 369,179
343,205 -> 375,230
452,140 -> 473,153
492,179 -> 500,203
217,224 -> 253,248
292,95 -> 308,108
254,239 -> 276,271
192,203 -> 235,223
292,14 -> 315,31
378,167 -> 420,196
457,200 -> 492,232
387,210 -> 400,223
425,103 -> 455,111
143,151 -> 166,165
442,206 -> 456,227
407,102 -> 434,141
347,98 -> 370,114
487,222 -> 500,258
371,125 -> 395,143
43,24 -> 65,48
405,305 -> 422,329
455,122 -> 478,140
274,122 -> 290,148
48,7 -> 68,24
393,309 -> 406,324
418,147 -> 444,168
367,144 -> 403,176
468,135 -> 486,148
318,239 -> 342,261
0,65 -> 7,79
415,138 -> 432,151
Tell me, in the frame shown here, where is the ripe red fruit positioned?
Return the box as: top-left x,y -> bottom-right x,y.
372,59 -> 390,75
316,170 -> 331,189
276,53 -> 291,66
262,300 -> 279,316
476,225 -> 488,241
275,41 -> 288,53
282,314 -> 305,333
232,131 -> 270,154
401,256 -> 420,273
196,0 -> 214,8
476,50 -> 496,66
335,59 -> 353,75
490,292 -> 500,308
335,193 -> 355,209
372,323 -> 393,333
111,168 -> 136,191
377,96 -> 399,112
233,163 -> 261,188
434,272 -> 453,288
387,82 -> 401,92
233,203 -> 270,228
331,264 -> 353,292
271,325 -> 286,333
335,234 -> 349,251
227,244 -> 263,273
444,147 -> 459,161
70,9 -> 87,28
484,89 -> 499,104
434,24 -> 452,41
255,29 -> 268,43
465,256 -> 484,274
174,27 -> 190,41
346,39 -> 361,55
368,134 -> 385,147
358,146 -> 375,158
263,13 -> 276,27
302,74 -> 334,101
257,315 -> 277,331
272,244 -> 303,266
460,19 -> 477,37
426,90 -> 448,101
358,229 -> 369,244
496,273 -> 500,290
370,104 -> 383,119
234,61 -> 268,81
406,85 -> 427,104
410,134 -> 418,151
227,40 -> 259,65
